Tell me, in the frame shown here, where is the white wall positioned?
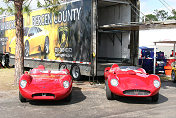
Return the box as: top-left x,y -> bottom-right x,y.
139,28 -> 176,58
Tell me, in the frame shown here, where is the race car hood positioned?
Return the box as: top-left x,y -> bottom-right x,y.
27,75 -> 69,92
117,74 -> 154,90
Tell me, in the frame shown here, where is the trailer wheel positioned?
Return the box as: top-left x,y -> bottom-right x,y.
70,64 -> 81,81
1,55 -> 9,68
24,41 -> 29,57
59,63 -> 67,70
44,36 -> 49,54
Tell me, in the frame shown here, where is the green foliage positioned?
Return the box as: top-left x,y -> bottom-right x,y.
37,1 -> 42,8
0,0 -> 14,15
167,9 -> 176,20
36,0 -> 61,16
0,7 -> 5,15
154,9 -> 168,21
143,14 -> 158,22
143,9 -> 176,22
23,5 -> 31,15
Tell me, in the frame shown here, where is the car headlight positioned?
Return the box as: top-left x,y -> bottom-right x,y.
63,81 -> 69,88
20,80 -> 27,88
110,79 -> 118,86
153,80 -> 160,88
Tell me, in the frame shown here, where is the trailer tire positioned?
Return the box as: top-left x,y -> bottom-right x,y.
44,36 -> 49,54
70,64 -> 81,81
59,63 -> 67,70
24,41 -> 29,57
1,55 -> 9,68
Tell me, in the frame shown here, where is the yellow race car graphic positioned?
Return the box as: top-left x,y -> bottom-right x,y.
9,27 -> 49,57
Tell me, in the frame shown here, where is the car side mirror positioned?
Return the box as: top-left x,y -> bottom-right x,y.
28,33 -> 34,37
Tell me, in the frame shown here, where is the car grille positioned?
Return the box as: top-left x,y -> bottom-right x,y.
123,90 -> 151,96
32,93 -> 55,97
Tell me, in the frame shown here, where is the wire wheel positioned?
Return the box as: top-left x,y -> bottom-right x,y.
44,37 -> 49,54
24,41 -> 29,57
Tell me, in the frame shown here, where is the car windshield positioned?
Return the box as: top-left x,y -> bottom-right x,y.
24,27 -> 29,36
119,66 -> 140,70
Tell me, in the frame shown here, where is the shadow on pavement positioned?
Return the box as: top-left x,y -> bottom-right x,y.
161,81 -> 176,89
114,93 -> 168,104
29,87 -> 86,106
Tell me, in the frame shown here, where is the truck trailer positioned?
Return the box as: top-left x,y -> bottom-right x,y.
0,0 -> 140,80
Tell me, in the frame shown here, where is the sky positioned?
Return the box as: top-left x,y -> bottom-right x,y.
0,0 -> 176,16
140,0 -> 176,16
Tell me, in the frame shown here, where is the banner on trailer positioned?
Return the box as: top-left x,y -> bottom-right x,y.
0,0 -> 91,62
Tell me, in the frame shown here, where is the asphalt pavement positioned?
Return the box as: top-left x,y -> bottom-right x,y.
0,81 -> 176,118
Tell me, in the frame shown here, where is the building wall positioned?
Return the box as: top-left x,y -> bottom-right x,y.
139,28 -> 176,59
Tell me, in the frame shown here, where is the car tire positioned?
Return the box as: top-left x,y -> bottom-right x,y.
171,70 -> 176,83
105,80 -> 115,100
64,92 -> 72,102
24,41 -> 29,57
44,36 -> 49,54
1,55 -> 9,68
151,93 -> 159,102
19,92 -> 27,103
59,63 -> 67,70
70,64 -> 81,81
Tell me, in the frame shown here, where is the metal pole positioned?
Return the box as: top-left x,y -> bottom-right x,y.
153,43 -> 156,74
174,43 -> 175,67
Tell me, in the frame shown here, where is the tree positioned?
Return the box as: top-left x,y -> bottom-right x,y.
154,9 -> 168,21
0,0 -> 59,85
143,14 -> 158,22
14,0 -> 24,85
167,9 -> 176,20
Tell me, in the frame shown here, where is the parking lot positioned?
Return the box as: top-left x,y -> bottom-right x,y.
0,75 -> 176,118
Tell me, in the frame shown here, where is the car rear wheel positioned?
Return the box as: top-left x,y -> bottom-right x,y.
171,70 -> 176,83
105,80 -> 115,100
151,93 -> 159,102
70,65 -> 81,81
44,36 -> 49,54
19,92 -> 27,103
24,41 -> 29,57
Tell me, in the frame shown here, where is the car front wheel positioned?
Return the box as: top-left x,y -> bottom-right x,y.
64,92 -> 72,102
105,80 -> 115,100
19,92 -> 27,103
151,93 -> 159,102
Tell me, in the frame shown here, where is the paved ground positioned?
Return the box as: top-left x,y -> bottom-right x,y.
0,80 -> 176,118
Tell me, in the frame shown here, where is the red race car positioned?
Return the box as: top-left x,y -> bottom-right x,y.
104,64 -> 161,102
19,65 -> 72,102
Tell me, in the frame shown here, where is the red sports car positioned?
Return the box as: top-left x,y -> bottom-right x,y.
19,65 -> 72,102
104,64 -> 161,102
